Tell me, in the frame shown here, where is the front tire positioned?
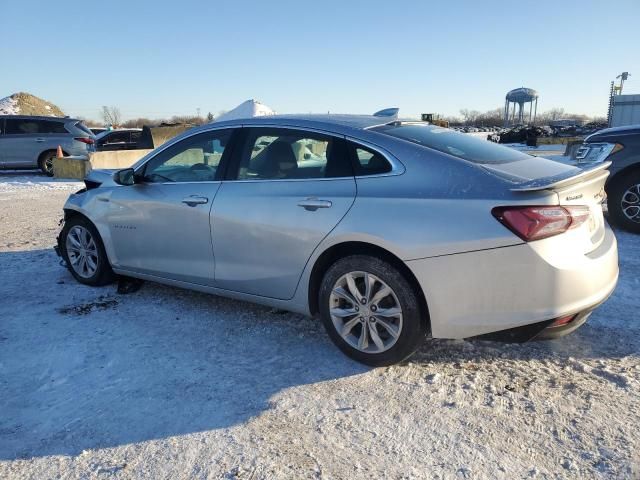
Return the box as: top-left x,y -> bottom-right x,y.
60,216 -> 115,286
607,171 -> 640,233
38,151 -> 57,176
319,255 -> 427,367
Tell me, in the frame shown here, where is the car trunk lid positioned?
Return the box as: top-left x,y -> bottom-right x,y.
483,159 -> 610,253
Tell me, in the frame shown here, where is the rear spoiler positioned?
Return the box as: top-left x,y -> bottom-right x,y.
510,161 -> 611,192
373,108 -> 399,118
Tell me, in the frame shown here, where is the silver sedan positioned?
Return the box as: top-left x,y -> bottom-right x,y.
57,114 -> 619,365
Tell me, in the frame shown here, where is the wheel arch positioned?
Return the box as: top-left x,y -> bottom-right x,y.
61,208 -> 105,249
608,161 -> 640,188
307,241 -> 430,330
38,148 -> 69,162
63,207 -> 93,224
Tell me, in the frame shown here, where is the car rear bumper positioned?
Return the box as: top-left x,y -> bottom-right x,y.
405,226 -> 618,339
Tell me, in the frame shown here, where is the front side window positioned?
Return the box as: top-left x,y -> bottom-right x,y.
233,128 -> 352,180
142,129 -> 231,183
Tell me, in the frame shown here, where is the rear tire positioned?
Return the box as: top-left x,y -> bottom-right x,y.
38,150 -> 57,177
607,171 -> 640,233
60,216 -> 115,286
318,255 -> 427,367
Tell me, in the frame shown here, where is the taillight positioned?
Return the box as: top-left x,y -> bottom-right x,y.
75,137 -> 95,145
549,314 -> 576,327
492,205 -> 591,241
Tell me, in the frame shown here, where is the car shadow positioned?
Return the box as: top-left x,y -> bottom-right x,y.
0,241 -> 638,460
0,248 -> 368,460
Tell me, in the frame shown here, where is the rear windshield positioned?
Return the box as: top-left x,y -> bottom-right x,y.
74,121 -> 94,136
372,124 -> 531,164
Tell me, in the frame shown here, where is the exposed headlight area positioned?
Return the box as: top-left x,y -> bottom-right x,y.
576,142 -> 623,163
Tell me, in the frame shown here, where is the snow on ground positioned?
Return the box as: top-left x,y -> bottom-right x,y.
0,172 -> 82,194
0,95 -> 19,115
0,175 -> 639,479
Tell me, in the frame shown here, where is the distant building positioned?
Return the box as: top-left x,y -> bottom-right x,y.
609,94 -> 640,127
549,119 -> 583,127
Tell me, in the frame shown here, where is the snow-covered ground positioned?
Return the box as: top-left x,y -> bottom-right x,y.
1,174 -> 639,479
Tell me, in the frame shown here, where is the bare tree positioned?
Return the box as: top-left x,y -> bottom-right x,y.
101,106 -> 122,127
460,109 -> 481,125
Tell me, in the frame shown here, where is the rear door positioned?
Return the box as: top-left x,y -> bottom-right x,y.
210,127 -> 356,299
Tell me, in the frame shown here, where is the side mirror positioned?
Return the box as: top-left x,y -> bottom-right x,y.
113,168 -> 135,186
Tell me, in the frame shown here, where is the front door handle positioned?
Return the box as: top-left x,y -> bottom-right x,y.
297,198 -> 332,211
182,195 -> 209,207
35,138 -> 45,143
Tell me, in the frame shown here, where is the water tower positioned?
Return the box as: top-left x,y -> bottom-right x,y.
504,87 -> 538,126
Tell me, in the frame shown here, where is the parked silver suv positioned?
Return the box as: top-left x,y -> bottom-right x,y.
0,115 -> 95,175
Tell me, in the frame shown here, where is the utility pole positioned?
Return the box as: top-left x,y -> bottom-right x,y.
609,72 -> 631,127
616,72 -> 630,94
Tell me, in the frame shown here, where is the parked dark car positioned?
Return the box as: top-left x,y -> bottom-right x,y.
577,125 -> 640,232
93,129 -> 142,151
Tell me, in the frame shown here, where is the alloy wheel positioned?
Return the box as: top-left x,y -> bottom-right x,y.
66,225 -> 99,279
329,271 -> 403,354
44,156 -> 54,175
621,183 -> 640,223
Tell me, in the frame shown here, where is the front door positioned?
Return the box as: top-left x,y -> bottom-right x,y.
211,127 -> 356,299
105,128 -> 234,285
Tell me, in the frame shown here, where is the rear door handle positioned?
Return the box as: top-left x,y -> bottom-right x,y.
182,196 -> 209,207
297,198 -> 332,211
35,138 -> 45,143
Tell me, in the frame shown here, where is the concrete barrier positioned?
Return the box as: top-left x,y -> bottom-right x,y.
89,149 -> 153,169
536,136 -> 584,145
53,150 -> 153,180
53,156 -> 91,179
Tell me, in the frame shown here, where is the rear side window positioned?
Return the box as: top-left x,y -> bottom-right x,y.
39,120 -> 68,134
348,143 -> 392,175
372,124 -> 531,164
4,119 -> 67,134
74,121 -> 94,136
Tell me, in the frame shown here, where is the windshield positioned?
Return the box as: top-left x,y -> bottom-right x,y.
372,123 -> 532,164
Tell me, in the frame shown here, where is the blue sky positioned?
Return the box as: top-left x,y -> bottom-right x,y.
1,0 -> 638,120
